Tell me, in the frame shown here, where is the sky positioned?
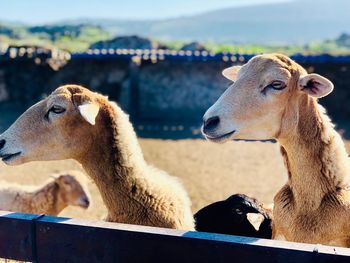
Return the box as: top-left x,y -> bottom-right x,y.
0,0 -> 290,24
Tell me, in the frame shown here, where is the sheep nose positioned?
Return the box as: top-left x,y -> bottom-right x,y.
82,197 -> 90,207
0,139 -> 6,150
203,116 -> 220,133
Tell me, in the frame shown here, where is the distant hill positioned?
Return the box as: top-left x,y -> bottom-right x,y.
62,0 -> 350,44
0,23 -> 110,52
1,0 -> 350,52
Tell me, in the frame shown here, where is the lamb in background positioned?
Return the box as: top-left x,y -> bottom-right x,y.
0,170 -> 90,216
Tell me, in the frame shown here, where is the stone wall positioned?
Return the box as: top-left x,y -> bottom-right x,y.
1,56 -> 350,125
46,57 -> 130,104
1,59 -> 57,106
137,60 -> 231,122
0,70 -> 8,102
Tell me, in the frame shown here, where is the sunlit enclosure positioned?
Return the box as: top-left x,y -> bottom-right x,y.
1,0 -> 350,262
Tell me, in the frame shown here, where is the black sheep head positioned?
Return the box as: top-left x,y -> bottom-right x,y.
194,194 -> 272,239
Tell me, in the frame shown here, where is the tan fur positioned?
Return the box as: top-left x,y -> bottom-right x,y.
203,53 -> 350,247
0,85 -> 194,230
0,171 -> 90,216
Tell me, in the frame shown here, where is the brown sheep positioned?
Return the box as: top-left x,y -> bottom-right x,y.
0,171 -> 90,216
202,53 -> 350,247
0,85 -> 194,230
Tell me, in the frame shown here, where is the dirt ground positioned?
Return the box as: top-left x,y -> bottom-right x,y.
1,138 -> 349,222
0,138 -> 292,220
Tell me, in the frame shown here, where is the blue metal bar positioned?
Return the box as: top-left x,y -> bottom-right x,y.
2,47 -> 350,63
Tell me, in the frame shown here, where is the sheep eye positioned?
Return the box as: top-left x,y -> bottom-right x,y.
62,181 -> 72,189
49,105 -> 66,114
268,80 -> 286,90
234,208 -> 243,215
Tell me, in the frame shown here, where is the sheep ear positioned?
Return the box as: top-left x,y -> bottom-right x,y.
247,213 -> 265,231
299,73 -> 334,98
78,103 -> 100,125
222,66 -> 241,81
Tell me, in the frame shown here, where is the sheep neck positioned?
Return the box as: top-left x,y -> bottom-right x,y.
278,94 -> 350,211
80,102 -> 148,221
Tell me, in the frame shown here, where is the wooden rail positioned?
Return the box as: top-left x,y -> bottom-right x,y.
0,211 -> 349,262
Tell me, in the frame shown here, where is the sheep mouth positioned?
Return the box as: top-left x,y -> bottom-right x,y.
79,203 -> 89,209
205,130 -> 236,143
234,139 -> 275,143
76,199 -> 90,209
0,152 -> 22,162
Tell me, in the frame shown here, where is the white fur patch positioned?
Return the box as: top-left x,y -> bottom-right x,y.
247,213 -> 265,231
222,66 -> 241,81
78,103 -> 100,125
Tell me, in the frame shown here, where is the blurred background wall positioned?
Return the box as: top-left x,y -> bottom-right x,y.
1,45 -> 350,138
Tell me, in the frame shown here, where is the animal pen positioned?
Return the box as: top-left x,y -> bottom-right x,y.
2,49 -> 350,262
0,211 -> 348,262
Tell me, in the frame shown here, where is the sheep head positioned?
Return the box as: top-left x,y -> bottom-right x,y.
54,172 -> 90,209
202,53 -> 334,142
0,85 -> 105,165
